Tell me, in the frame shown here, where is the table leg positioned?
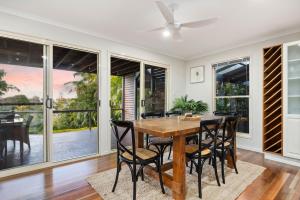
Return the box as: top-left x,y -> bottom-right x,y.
136,131 -> 144,148
172,135 -> 186,200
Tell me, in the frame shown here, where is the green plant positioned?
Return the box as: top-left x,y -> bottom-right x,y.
171,95 -> 208,114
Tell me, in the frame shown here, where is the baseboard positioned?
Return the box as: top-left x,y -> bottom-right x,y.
237,145 -> 262,153
264,152 -> 300,167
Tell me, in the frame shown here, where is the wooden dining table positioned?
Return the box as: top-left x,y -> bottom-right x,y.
134,115 -> 236,200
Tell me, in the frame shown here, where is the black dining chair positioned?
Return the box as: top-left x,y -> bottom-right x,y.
141,112 -> 172,165
215,116 -> 239,184
185,119 -> 222,198
165,110 -> 182,117
110,120 -> 165,200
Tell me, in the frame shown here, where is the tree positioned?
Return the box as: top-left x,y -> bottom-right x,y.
0,69 -> 19,96
53,72 -> 98,131
110,76 -> 122,120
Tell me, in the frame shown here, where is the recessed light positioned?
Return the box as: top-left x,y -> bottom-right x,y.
162,29 -> 171,37
298,43 -> 300,47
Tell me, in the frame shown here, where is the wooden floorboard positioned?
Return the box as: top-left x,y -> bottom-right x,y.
0,149 -> 299,200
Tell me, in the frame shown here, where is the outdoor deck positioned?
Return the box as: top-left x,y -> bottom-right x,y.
0,129 -> 97,170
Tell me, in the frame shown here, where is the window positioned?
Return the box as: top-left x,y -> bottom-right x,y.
213,57 -> 250,134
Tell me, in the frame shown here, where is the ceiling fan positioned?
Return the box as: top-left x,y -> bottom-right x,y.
151,1 -> 218,41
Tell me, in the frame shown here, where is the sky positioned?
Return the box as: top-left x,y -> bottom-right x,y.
0,64 -> 79,101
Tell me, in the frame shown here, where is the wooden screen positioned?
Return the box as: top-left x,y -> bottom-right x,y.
263,44 -> 283,154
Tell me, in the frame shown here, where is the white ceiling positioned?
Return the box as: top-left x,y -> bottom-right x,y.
0,0 -> 300,60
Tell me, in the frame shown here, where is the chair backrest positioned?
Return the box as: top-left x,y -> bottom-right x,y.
26,115 -> 33,127
199,119 -> 222,151
221,116 -> 239,143
141,112 -> 164,119
24,115 -> 33,134
213,111 -> 238,116
165,111 -> 182,117
110,120 -> 136,161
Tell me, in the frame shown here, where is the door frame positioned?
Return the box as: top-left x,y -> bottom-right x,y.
108,52 -> 170,152
0,31 -> 102,178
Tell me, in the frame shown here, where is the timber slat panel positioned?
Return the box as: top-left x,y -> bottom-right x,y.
263,44 -> 283,155
264,97 -> 282,112
264,55 -> 281,73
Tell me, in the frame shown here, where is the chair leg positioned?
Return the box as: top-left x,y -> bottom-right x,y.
133,175 -> 137,200
132,164 -> 137,200
155,159 -> 165,194
141,166 -> 144,181
168,144 -> 172,160
213,154 -> 221,186
229,148 -> 238,174
189,160 -> 193,174
160,150 -> 164,166
4,140 -> 7,158
198,160 -> 204,198
146,134 -> 149,149
221,150 -> 225,184
112,161 -> 121,192
27,134 -> 31,149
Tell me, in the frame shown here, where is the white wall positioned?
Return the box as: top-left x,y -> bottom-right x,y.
0,12 -> 186,155
186,32 -> 300,152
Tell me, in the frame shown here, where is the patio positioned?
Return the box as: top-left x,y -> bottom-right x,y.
0,129 -> 97,170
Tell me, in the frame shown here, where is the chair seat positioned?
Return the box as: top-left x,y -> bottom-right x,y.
122,148 -> 158,160
149,137 -> 173,145
185,144 -> 211,155
217,139 -> 231,147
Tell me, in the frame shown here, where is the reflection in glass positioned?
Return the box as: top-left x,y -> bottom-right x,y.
215,58 -> 249,96
144,65 -> 166,113
216,98 -> 249,133
287,44 -> 300,115
0,36 -> 44,170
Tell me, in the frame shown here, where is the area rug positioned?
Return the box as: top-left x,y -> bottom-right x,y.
87,160 -> 265,200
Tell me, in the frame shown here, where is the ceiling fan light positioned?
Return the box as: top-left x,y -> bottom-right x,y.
162,29 -> 171,37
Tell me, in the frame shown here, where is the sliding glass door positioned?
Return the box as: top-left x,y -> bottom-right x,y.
51,45 -> 99,161
0,35 -> 100,171
0,36 -> 46,170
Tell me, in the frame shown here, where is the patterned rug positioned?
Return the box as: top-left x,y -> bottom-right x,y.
87,159 -> 265,200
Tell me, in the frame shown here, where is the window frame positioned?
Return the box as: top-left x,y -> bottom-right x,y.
212,57 -> 252,138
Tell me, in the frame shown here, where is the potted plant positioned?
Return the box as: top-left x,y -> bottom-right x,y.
171,95 -> 208,115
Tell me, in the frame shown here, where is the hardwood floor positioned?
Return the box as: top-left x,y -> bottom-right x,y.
0,149 -> 299,200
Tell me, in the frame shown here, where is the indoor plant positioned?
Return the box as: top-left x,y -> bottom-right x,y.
171,95 -> 208,114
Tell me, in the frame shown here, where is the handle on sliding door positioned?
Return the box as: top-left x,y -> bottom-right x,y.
141,100 -> 145,107
46,96 -> 53,109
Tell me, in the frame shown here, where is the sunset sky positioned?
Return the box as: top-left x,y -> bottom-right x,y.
0,64 -> 79,101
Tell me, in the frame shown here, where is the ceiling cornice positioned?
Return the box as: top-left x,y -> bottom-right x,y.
0,6 -> 186,61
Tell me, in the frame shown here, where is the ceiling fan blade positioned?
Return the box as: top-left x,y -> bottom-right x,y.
173,30 -> 183,41
146,27 -> 165,32
155,1 -> 174,24
181,18 -> 218,28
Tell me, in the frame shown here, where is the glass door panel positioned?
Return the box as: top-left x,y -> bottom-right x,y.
52,46 -> 98,161
0,36 -> 45,170
110,56 -> 140,150
144,65 -> 166,113
287,44 -> 300,114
